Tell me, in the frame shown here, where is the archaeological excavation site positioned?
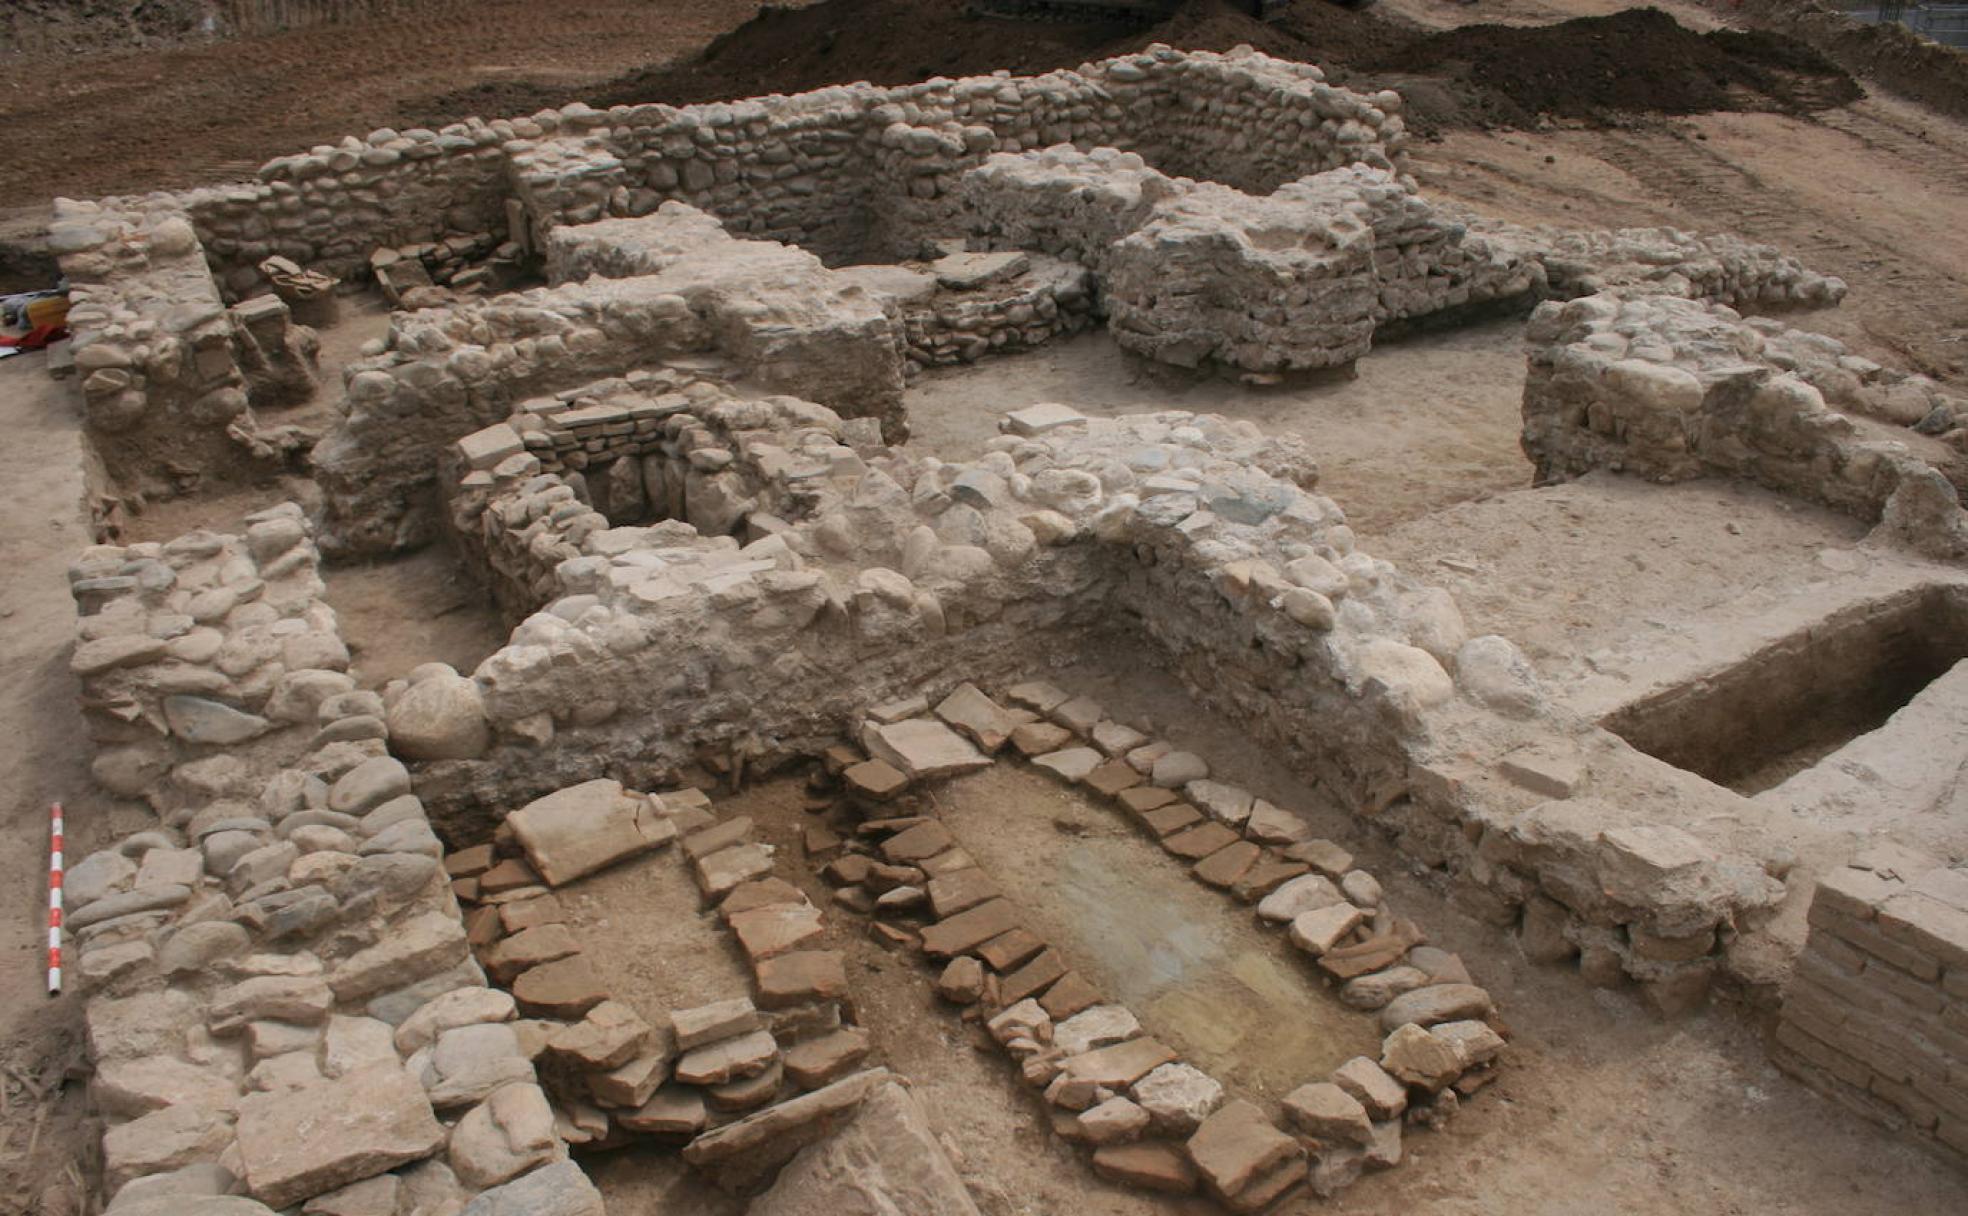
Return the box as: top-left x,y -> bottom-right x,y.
5,0 -> 1968,1213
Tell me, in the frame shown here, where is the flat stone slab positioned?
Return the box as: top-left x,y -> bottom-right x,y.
507,779 -> 676,887
620,1084 -> 709,1136
1186,1099 -> 1300,1202
1379,983 -> 1494,1032
782,1026 -> 873,1088
728,903 -> 826,961
756,950 -> 849,1008
998,948 -> 1067,1007
235,1064 -> 444,1208
1086,760 -> 1144,797
458,1159 -> 602,1216
1004,680 -> 1070,711
1010,721 -> 1074,757
1033,747 -> 1103,782
1186,780 -> 1254,827
1164,822 -> 1240,860
675,1028 -> 779,1085
935,683 -> 1019,752
861,719 -> 990,781
682,1068 -> 891,1191
1093,1141 -> 1197,1194
745,1078 -> 977,1215
1142,803 -> 1202,838
1289,904 -> 1365,955
510,954 -> 609,1019
1061,1037 -> 1177,1088
920,898 -> 1021,958
882,820 -> 955,863
694,843 -> 776,899
933,250 -> 1029,290
843,759 -> 909,800
928,868 -> 999,918
1039,971 -> 1101,1019
977,928 -> 1045,971
1194,841 -> 1261,889
672,997 -> 761,1050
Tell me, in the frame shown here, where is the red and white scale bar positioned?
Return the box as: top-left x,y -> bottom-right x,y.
49,802 -> 63,995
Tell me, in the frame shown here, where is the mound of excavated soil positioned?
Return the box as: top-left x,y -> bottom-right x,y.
403,1 -> 1858,135
1362,8 -> 1861,126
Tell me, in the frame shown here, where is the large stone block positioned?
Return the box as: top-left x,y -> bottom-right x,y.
507,779 -> 677,887
234,1064 -> 446,1209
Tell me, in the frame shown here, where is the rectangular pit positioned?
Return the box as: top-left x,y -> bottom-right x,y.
1601,585 -> 1968,794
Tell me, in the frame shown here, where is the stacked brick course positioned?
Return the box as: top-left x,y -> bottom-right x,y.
1774,847 -> 1968,1161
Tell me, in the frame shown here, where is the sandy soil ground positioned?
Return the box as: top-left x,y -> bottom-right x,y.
905,319 -> 1535,535
1409,92 -> 1968,382
0,357 -> 145,1216
0,0 -> 1966,1210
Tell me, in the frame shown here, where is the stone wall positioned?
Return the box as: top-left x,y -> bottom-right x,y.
1475,220 -> 1848,311
314,204 -> 907,557
49,198 -> 319,498
502,46 -> 1408,269
184,124 -> 514,292
1772,846 -> 1968,1164
1521,292 -> 1968,563
962,147 -> 1542,375
65,508 -> 599,1216
410,398 -> 1785,1018
115,45 -> 1403,299
838,252 -> 1100,373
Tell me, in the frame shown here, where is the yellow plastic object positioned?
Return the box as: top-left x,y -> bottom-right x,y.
24,295 -> 69,328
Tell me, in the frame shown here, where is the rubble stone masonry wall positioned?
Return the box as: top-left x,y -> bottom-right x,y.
413,399 -> 1784,1018
126,46 -> 1404,296
47,197 -> 316,499
64,507 -> 598,1215
1773,847 -> 1968,1164
1521,292 -> 1968,563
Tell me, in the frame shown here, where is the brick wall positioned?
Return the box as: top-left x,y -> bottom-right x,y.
1772,845 -> 1968,1160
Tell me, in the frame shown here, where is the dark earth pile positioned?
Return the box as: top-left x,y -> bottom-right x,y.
1359,8 -> 1862,126
403,1 -> 1860,135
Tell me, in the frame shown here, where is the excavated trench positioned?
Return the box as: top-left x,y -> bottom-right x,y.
1602,583 -> 1968,795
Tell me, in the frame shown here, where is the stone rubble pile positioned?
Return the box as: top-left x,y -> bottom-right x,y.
1522,291 -> 1968,562
47,198 -> 320,497
368,231 -> 517,311
1278,165 -> 1543,328
1773,846 -> 1968,1164
63,510 -> 600,1216
803,680 -> 1504,1207
445,777 -> 904,1183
